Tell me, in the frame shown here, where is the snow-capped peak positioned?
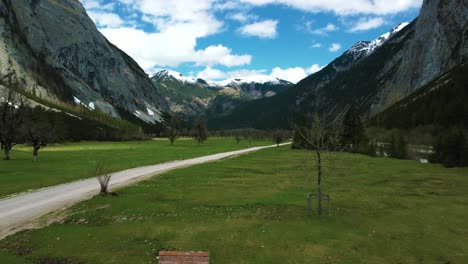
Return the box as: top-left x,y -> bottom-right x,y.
348,22 -> 409,56
210,75 -> 283,87
152,70 -> 198,84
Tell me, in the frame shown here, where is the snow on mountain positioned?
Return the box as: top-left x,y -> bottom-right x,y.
348,22 -> 409,56
152,70 -> 198,84
210,75 -> 285,87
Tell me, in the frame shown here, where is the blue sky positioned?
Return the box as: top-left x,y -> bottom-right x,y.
81,0 -> 422,83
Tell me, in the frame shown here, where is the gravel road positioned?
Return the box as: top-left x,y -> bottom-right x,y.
0,143 -> 289,239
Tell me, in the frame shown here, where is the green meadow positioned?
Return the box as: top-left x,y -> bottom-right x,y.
1,146 -> 467,263
0,138 -> 270,198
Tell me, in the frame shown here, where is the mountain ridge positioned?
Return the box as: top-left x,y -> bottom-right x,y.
209,0 -> 467,130
151,69 -> 293,117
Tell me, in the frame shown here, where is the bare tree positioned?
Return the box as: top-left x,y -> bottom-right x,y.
192,118 -> 209,145
273,130 -> 288,147
95,161 -> 112,196
0,76 -> 25,160
294,113 -> 341,215
23,108 -> 63,161
166,115 -> 181,145
293,86 -> 342,216
234,133 -> 241,144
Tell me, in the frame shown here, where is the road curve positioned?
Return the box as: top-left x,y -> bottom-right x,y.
0,143 -> 290,239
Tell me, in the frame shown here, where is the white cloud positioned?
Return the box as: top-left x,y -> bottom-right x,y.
193,45 -> 252,67
87,11 -> 124,28
101,27 -> 251,70
328,43 -> 342,52
310,23 -> 338,35
238,0 -> 422,15
239,20 -> 279,39
81,0 -> 115,11
311,43 -> 322,48
197,64 -> 324,84
349,17 -> 385,32
197,67 -> 228,80
227,12 -> 259,23
307,64 -> 323,74
83,0 -> 253,71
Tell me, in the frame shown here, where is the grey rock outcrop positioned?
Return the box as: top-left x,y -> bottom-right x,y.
371,0 -> 468,114
0,0 -> 168,123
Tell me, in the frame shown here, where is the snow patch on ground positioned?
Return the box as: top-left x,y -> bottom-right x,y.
88,102 -> 95,110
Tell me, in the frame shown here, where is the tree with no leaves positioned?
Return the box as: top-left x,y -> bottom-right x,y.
192,118 -> 209,144
273,130 -> 288,147
0,75 -> 25,160
294,112 -> 341,215
234,133 -> 241,144
95,161 -> 112,196
166,115 -> 181,145
23,107 -> 63,162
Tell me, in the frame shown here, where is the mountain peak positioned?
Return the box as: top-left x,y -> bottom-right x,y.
152,70 -> 198,84
211,75 -> 290,87
347,22 -> 410,58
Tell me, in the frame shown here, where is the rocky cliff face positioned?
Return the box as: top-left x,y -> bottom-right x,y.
371,0 -> 468,114
0,0 -> 168,123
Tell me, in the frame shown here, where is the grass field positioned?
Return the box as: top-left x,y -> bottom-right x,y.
1,146 -> 467,263
0,138 -> 270,198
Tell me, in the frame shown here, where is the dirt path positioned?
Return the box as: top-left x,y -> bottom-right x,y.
0,143 -> 290,239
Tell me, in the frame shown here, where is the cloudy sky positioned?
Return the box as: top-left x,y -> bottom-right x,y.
80,0 -> 422,83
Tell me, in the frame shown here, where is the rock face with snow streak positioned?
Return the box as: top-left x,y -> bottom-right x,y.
371,0 -> 468,114
334,22 -> 409,73
0,0 -> 168,123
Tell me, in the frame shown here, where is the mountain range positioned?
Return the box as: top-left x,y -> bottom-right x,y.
0,0 -> 466,133
209,0 -> 468,129
151,69 -> 292,118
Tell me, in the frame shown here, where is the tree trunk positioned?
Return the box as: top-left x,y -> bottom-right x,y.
3,147 -> 10,160
316,150 -> 322,215
33,146 -> 39,162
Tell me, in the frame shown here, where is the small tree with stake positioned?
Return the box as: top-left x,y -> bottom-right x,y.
294,113 -> 340,216
293,86 -> 341,216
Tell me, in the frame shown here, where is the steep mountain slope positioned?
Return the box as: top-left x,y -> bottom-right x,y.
151,70 -> 292,117
209,22 -> 414,129
0,0 -> 168,123
210,0 -> 467,129
369,62 -> 468,130
151,70 -> 218,117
